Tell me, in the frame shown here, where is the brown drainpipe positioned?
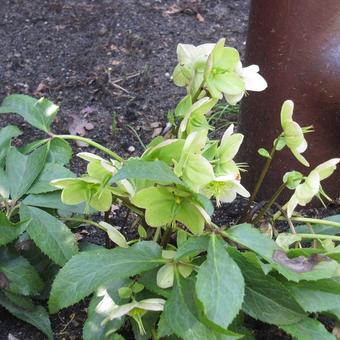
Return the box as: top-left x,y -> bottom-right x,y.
238,0 -> 340,204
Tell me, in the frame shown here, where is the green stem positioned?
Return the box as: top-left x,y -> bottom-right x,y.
7,203 -> 20,220
62,217 -> 107,231
241,141 -> 278,222
288,216 -> 340,228
252,182 -> 286,225
297,233 -> 340,242
153,226 -> 161,242
55,134 -> 123,162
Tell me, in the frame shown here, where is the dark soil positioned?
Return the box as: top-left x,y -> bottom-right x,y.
1,1 -> 339,339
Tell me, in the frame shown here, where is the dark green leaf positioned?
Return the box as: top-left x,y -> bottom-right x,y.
228,248 -> 306,325
0,125 -> 22,165
0,94 -> 58,132
285,279 -> 340,313
110,159 -> 183,185
47,138 -> 73,165
6,145 -> 48,200
0,291 -> 53,339
0,248 -> 43,295
281,317 -> 335,340
20,205 -> 78,266
19,139 -> 49,154
23,191 -> 89,214
0,212 -> 29,246
175,235 -> 209,260
164,274 -> 241,340
49,241 -> 162,313
28,163 -> 75,194
196,235 -> 244,328
224,223 -> 280,261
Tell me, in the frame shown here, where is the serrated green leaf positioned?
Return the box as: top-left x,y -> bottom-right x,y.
83,279 -> 129,340
6,145 -> 48,200
19,205 -> 78,266
0,94 -> 58,132
175,235 -> 209,260
196,235 -> 244,328
280,317 -> 335,340
164,274 -> 241,340
28,163 -> 75,194
224,223 -> 280,261
0,248 -> 43,296
0,291 -> 53,339
0,212 -> 29,246
228,248 -> 306,325
49,241 -> 162,313
110,159 -> 183,185
47,138 -> 73,165
285,279 -> 340,313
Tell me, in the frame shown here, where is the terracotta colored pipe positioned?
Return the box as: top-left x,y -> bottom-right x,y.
238,0 -> 340,203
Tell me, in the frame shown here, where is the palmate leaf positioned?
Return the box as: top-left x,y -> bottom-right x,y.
49,241 -> 162,313
6,145 -> 48,200
47,138 -> 73,165
0,94 -> 59,132
0,211 -> 29,246
196,235 -> 244,329
228,248 -> 306,325
19,205 -> 78,266
0,248 -> 43,296
0,291 -> 53,340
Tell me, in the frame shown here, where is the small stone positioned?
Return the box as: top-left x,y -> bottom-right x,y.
128,146 -> 135,153
85,122 -> 94,130
152,127 -> 163,138
150,121 -> 160,128
165,72 -> 170,78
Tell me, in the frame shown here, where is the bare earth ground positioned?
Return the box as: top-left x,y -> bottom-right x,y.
0,1 -> 251,339
1,1 -> 338,339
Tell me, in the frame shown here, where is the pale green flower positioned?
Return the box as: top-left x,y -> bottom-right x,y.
203,175 -> 249,206
287,158 -> 340,217
224,61 -> 267,105
172,43 -> 215,96
214,124 -> 244,177
204,39 -> 244,100
280,100 -> 313,167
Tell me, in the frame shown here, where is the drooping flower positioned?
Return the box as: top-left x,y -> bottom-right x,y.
280,100 -> 313,167
174,130 -> 214,192
172,43 -> 215,96
224,61 -> 267,105
214,124 -> 244,177
287,158 -> 340,217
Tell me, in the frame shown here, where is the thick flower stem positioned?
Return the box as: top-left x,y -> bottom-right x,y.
252,182 -> 286,225
286,216 -> 340,229
55,134 -> 123,162
240,142 -> 277,222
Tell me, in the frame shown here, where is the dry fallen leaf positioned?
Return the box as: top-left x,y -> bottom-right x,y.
272,250 -> 331,273
152,127 -> 163,138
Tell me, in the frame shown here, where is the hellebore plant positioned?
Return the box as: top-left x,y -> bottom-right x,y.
0,38 -> 340,340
